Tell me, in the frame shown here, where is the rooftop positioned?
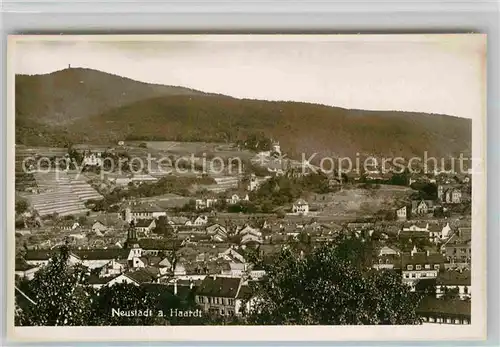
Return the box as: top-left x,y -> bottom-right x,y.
417,297 -> 471,317
135,219 -> 156,228
436,270 -> 471,286
196,276 -> 242,298
401,252 -> 446,267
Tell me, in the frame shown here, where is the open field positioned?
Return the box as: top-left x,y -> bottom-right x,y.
137,194 -> 191,209
128,141 -> 255,161
309,184 -> 415,218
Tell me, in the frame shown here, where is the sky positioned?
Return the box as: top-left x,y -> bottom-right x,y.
13,35 -> 486,119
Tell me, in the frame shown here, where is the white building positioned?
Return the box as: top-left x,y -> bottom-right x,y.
396,206 -> 407,220
195,276 -> 255,316
401,246 -> 446,289
292,199 -> 309,216
435,270 -> 471,300
122,202 -> 166,223
82,152 -> 103,167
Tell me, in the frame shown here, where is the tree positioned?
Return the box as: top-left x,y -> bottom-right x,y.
243,238 -> 421,325
410,182 -> 438,200
441,286 -> 460,300
15,247 -> 198,326
388,170 -> 409,186
375,209 -> 396,221
276,210 -> 286,219
16,246 -> 93,326
152,216 -> 174,237
15,198 -> 29,215
15,219 -> 26,229
90,283 -> 165,325
414,278 -> 437,296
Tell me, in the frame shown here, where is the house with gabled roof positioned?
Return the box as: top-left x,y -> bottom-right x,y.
90,212 -> 127,232
93,258 -> 126,278
396,206 -> 408,220
401,246 -> 446,289
206,223 -> 228,242
428,222 -> 452,243
411,199 -> 435,216
187,215 -> 208,227
24,249 -> 82,267
441,227 -> 471,264
372,254 -> 400,271
122,202 -> 166,223
24,242 -> 144,271
105,267 -> 161,287
377,245 -> 401,257
15,258 -> 41,280
417,297 -> 470,325
401,222 -> 429,232
226,194 -> 247,205
241,233 -> 263,246
135,219 -> 156,234
292,199 -> 309,216
168,216 -> 190,226
237,225 -> 261,237
195,198 -> 219,210
195,276 -> 254,316
58,220 -> 81,231
87,273 -> 120,289
438,185 -> 464,204
74,248 -> 137,269
435,269 -> 471,300
220,261 -> 247,277
218,246 -> 246,263
399,222 -> 430,240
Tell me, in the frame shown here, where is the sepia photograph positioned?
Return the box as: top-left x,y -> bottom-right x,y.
7,34 -> 486,341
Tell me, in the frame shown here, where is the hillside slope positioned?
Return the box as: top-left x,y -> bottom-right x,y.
16,68 -> 209,125
15,68 -> 471,159
70,95 -> 471,159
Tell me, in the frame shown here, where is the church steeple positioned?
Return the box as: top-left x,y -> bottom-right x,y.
125,220 -> 139,249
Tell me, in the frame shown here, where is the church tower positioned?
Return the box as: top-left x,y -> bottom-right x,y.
124,220 -> 139,249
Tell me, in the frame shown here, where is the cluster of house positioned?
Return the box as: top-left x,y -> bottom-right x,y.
196,194 -> 312,217
195,193 -> 250,210
16,220 -> 265,318
341,217 -> 472,325
16,185 -> 473,324
396,182 -> 469,221
370,221 -> 471,321
105,173 -> 159,187
15,216 -> 472,323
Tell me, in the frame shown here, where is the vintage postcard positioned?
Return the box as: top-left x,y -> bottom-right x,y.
6,34 -> 486,342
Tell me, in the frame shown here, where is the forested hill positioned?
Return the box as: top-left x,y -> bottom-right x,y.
16,68 -> 211,125
16,68 -> 471,159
